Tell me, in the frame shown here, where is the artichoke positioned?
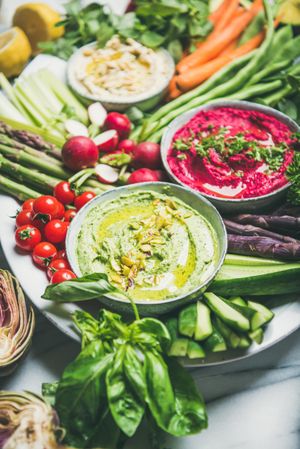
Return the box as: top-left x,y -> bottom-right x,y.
0,391 -> 62,449
0,270 -> 35,375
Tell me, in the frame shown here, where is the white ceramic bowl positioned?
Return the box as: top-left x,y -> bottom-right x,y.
66,182 -> 227,315
67,42 -> 175,112
161,100 -> 299,214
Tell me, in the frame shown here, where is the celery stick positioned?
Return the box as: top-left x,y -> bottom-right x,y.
0,74 -> 32,122
27,74 -> 63,114
38,69 -> 88,124
15,80 -> 53,123
0,92 -> 29,125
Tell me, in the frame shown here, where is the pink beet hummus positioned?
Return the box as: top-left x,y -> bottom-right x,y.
167,107 -> 295,199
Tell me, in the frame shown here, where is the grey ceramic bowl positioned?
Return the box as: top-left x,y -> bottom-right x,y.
66,182 -> 227,316
67,42 -> 175,112
161,100 -> 300,214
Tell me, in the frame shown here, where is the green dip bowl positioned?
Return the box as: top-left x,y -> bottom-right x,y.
66,182 -> 227,315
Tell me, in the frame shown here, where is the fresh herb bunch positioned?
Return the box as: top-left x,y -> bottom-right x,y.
44,308 -> 207,448
39,0 -> 211,61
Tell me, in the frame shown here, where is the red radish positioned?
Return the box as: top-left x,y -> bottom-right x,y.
127,168 -> 161,184
104,112 -> 131,140
62,136 -> 99,171
155,170 -> 167,181
65,119 -> 89,137
117,139 -> 137,154
94,130 -> 119,152
95,164 -> 119,184
133,142 -> 162,169
88,102 -> 107,128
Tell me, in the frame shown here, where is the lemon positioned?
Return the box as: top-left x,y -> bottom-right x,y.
0,27 -> 32,78
277,0 -> 300,25
13,3 -> 65,54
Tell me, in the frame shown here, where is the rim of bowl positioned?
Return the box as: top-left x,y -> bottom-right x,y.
161,100 -> 300,204
67,42 -> 175,105
66,182 -> 227,306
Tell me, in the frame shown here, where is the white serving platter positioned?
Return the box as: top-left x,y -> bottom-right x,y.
1,193 -> 300,367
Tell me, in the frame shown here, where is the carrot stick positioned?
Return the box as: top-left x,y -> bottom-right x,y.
167,76 -> 182,100
218,39 -> 238,56
177,0 -> 263,73
209,0 -> 231,25
214,0 -> 241,32
177,31 -> 265,92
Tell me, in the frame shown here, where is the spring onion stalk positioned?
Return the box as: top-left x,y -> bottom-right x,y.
0,270 -> 35,377
0,391 -> 61,449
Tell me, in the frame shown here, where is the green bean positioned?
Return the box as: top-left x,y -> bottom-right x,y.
247,60 -> 290,86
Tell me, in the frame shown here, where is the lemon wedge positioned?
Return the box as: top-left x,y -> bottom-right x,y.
0,27 -> 31,78
13,3 -> 64,54
277,0 -> 300,25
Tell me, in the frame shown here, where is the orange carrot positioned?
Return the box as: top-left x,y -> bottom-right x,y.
167,76 -> 182,100
218,39 -> 238,56
209,0 -> 231,25
214,0 -> 241,32
177,0 -> 263,73
177,31 -> 265,92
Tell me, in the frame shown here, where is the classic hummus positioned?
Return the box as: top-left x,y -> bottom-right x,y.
74,35 -> 170,101
167,107 -> 295,199
76,191 -> 218,301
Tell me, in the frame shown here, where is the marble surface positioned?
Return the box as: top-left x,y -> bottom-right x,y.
1,245 -> 300,449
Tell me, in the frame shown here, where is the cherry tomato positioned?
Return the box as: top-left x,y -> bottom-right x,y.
54,249 -> 67,260
47,258 -> 71,280
22,198 -> 35,211
32,242 -> 57,268
15,225 -> 41,252
54,181 -> 76,205
74,191 -> 96,210
44,220 -> 69,244
33,195 -> 60,222
64,209 -> 77,222
16,210 -> 32,227
51,269 -> 76,284
56,201 -> 65,219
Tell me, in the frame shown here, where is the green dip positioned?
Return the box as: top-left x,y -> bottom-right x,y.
76,190 -> 218,301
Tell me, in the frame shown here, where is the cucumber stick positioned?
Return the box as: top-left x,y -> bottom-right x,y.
214,316 -> 240,348
165,317 -> 178,341
169,338 -> 189,357
194,301 -> 213,341
210,262 -> 300,296
247,300 -> 274,330
204,292 -> 250,332
178,304 -> 197,337
203,328 -> 227,352
249,328 -> 264,344
187,341 -> 206,359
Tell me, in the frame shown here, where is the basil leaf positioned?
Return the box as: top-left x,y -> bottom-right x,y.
56,340 -> 114,446
144,350 -> 176,433
165,357 -> 208,435
106,346 -> 145,437
123,345 -> 147,402
42,272 -> 119,302
131,318 -> 171,351
73,310 -> 99,347
42,382 -> 58,407
140,31 -> 165,48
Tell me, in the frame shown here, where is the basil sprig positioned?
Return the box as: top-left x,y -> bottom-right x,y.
45,309 -> 207,448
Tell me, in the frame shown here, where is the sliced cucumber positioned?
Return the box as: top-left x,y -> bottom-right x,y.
224,298 -> 256,321
204,292 -> 250,332
168,338 -> 189,357
237,335 -> 251,349
178,303 -> 197,338
230,296 -> 247,306
214,316 -> 240,348
165,317 -> 178,341
203,328 -> 227,352
187,340 -> 206,359
194,301 -> 213,341
247,300 -> 274,331
249,328 -> 264,344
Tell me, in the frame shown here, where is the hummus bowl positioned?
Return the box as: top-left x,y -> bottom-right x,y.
67,37 -> 175,112
161,100 -> 300,213
66,182 -> 227,315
